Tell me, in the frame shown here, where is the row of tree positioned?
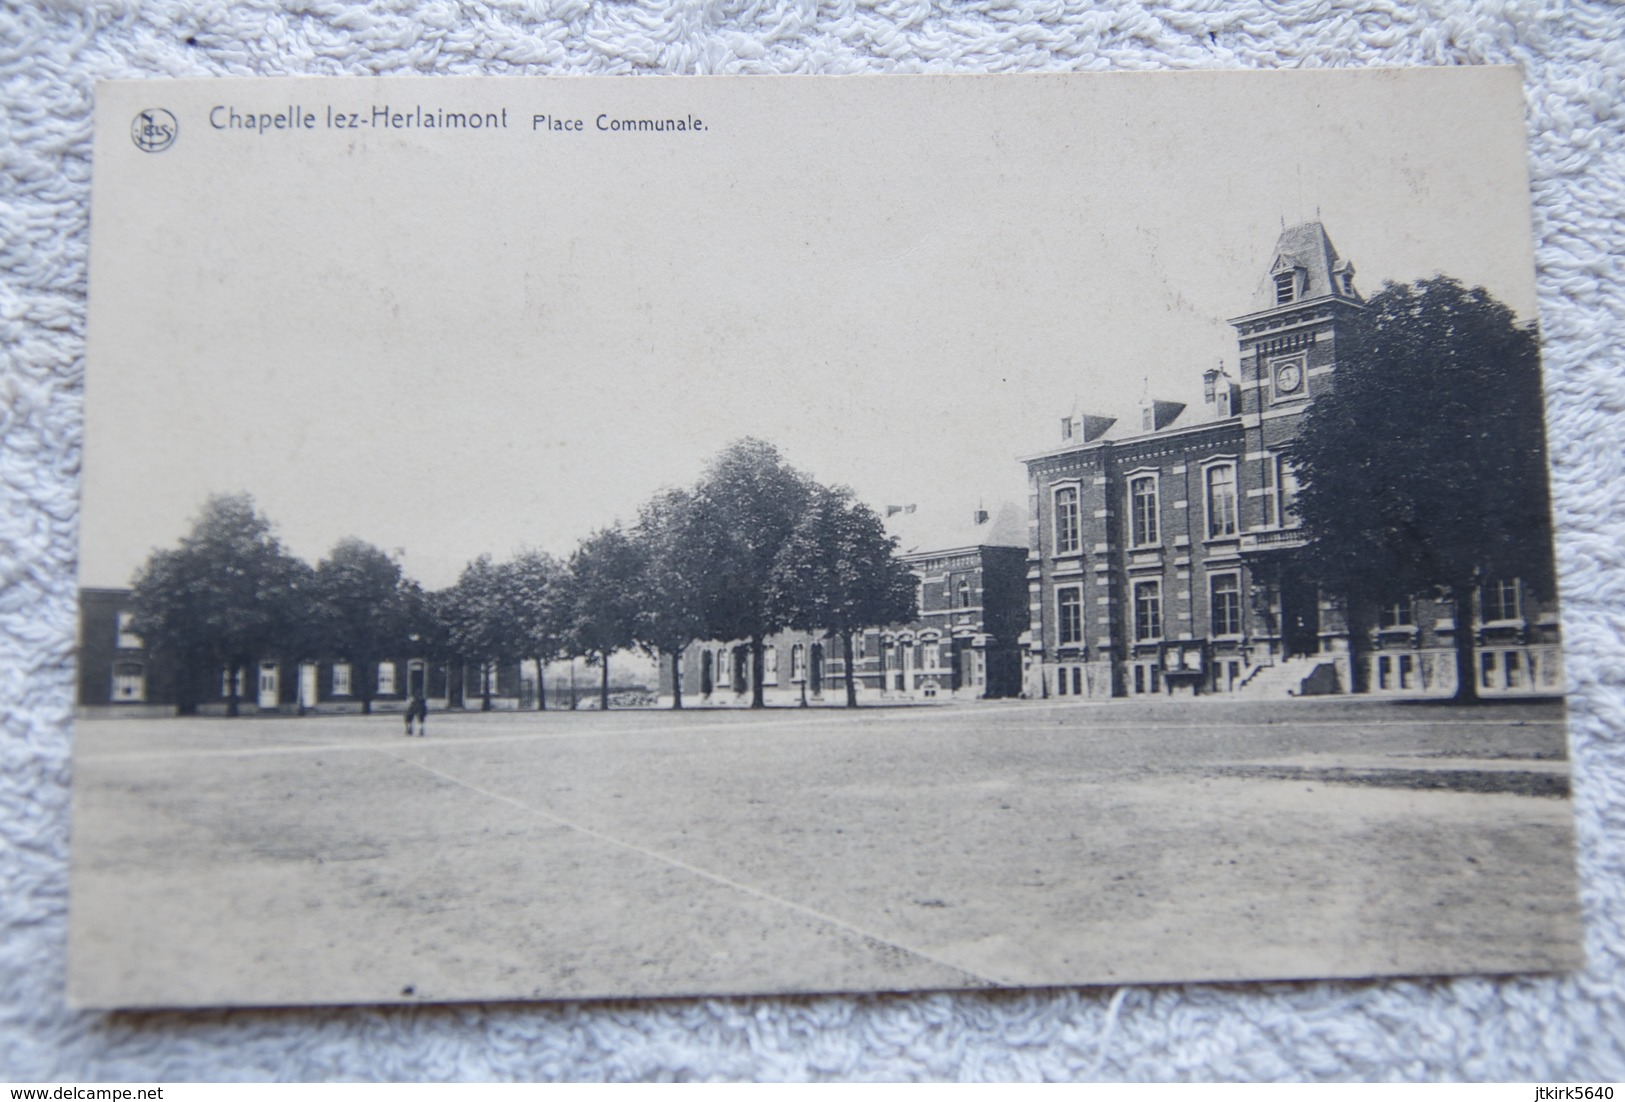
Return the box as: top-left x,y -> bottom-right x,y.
128,439 -> 919,715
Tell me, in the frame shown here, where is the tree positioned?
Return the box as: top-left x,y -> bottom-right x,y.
768,484 -> 918,706
686,439 -> 813,707
562,526 -> 644,711
309,538 -> 414,716
508,549 -> 567,710
1287,277 -> 1553,703
127,493 -> 311,716
443,555 -> 525,710
631,488 -> 706,709
412,585 -> 464,709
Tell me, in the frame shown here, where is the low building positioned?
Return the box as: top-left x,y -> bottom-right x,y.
77,587 -> 176,716
76,587 -> 527,715
666,502 -> 1030,704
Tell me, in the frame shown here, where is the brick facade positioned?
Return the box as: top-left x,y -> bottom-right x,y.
1023,221 -> 1561,700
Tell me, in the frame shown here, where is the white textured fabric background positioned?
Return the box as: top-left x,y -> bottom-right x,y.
3,0 -> 1623,1082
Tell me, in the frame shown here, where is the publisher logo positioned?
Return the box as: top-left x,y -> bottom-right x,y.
131,108 -> 177,153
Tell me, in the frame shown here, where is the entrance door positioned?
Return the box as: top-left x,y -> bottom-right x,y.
408,660 -> 426,697
258,661 -> 280,710
1281,575 -> 1321,659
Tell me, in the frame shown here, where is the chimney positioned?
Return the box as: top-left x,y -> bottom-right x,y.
973,508 -> 990,526
886,505 -> 902,517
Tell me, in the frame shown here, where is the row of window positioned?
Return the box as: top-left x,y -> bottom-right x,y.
1055,574 -> 1242,646
917,576 -> 979,610
1059,577 -> 1528,648
706,643 -> 814,689
1050,456 -> 1299,555
706,636 -> 982,689
218,660 -> 444,699
1377,581 -> 1522,629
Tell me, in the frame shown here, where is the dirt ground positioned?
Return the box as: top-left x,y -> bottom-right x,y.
67,696 -> 1583,1009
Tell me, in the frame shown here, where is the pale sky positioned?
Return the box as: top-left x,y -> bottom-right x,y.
82,69 -> 1540,590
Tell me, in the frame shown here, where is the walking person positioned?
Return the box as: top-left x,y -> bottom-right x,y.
404,692 -> 429,736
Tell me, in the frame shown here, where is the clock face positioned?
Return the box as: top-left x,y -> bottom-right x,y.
1276,362 -> 1303,394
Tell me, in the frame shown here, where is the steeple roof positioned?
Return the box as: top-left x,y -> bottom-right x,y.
1247,220 -> 1361,313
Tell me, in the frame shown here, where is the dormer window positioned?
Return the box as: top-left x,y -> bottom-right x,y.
1274,270 -> 1297,304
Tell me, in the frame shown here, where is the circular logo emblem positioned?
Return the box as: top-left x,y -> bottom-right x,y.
131,109 -> 177,153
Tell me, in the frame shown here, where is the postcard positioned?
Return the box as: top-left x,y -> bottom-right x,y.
72,69 -> 1580,1008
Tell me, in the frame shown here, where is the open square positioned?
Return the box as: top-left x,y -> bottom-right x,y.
69,697 -> 1580,1008
71,71 -> 1581,1008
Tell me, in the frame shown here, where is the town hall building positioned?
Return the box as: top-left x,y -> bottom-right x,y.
1020,220 -> 1563,700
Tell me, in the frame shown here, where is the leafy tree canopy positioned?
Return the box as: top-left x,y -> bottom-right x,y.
688,438 -> 813,645
127,493 -> 311,712
563,526 -> 645,710
631,487 -> 705,657
444,555 -> 526,668
769,483 -> 916,639
768,484 -> 918,706
1287,276 -> 1554,700
564,526 -> 644,662
309,538 -> 414,710
508,548 -> 568,666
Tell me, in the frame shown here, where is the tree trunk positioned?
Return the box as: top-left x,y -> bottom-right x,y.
448,661 -> 465,709
226,661 -> 240,718
361,662 -> 373,715
843,631 -> 858,708
1344,597 -> 1372,695
535,657 -> 547,711
750,634 -> 765,709
1452,584 -> 1479,704
177,653 -> 200,716
670,650 -> 684,710
600,654 -> 611,711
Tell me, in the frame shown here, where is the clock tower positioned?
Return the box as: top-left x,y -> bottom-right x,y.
1227,220 -> 1365,659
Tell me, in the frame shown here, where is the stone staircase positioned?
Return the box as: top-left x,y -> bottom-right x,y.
1235,656 -> 1340,698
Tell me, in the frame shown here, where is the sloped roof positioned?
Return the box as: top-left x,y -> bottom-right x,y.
884,500 -> 1026,555
1245,220 -> 1360,313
